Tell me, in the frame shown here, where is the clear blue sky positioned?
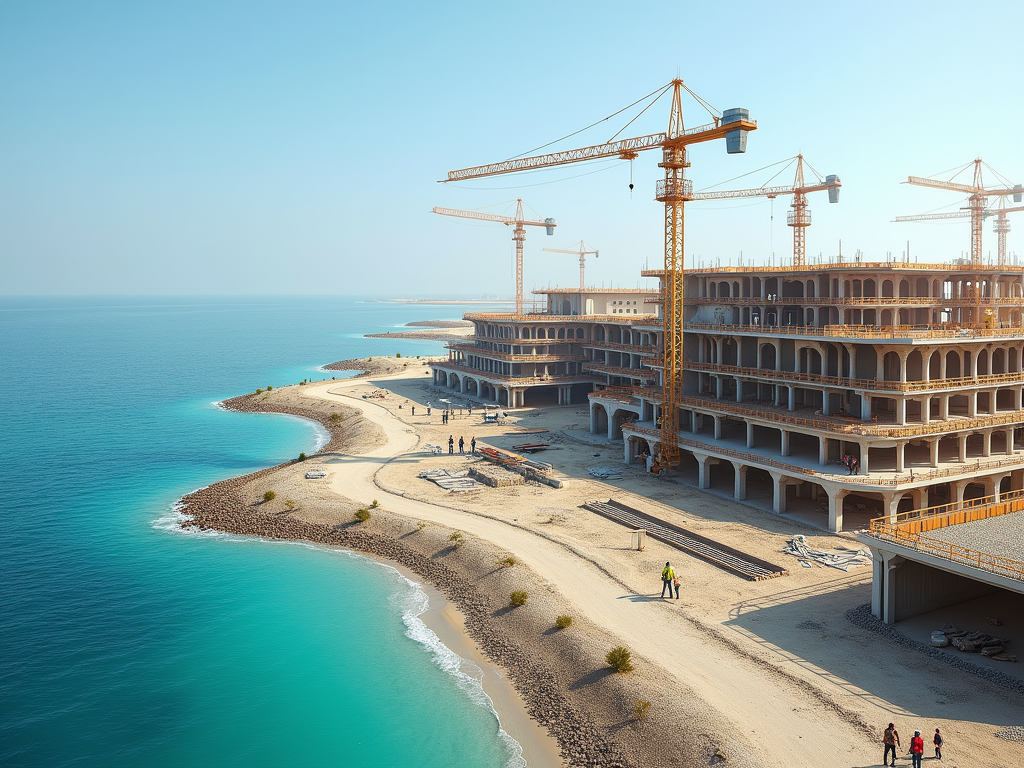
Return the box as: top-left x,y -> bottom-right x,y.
2,1 -> 1021,296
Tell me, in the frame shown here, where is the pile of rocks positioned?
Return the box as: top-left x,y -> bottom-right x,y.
931,624 -> 1016,662
469,464 -> 525,488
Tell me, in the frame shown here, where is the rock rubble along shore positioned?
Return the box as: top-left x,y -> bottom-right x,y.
320,356 -> 437,377
181,386 -> 741,768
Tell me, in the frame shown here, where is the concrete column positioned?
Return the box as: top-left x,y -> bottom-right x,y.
788,386 -> 796,411
989,389 -> 998,415
983,430 -> 992,457
910,487 -> 927,510
607,411 -> 616,441
1007,428 -> 1016,455
860,444 -> 870,474
958,433 -> 968,462
827,487 -> 847,532
883,491 -> 902,523
733,463 -> 748,500
735,378 -> 743,403
590,402 -> 598,434
822,390 -> 831,416
696,455 -> 711,489
921,397 -> 931,425
899,350 -> 911,383
883,554 -> 906,625
770,472 -> 787,513
876,349 -> 886,382
871,551 -> 885,620
781,429 -> 791,456
714,416 -> 723,440
716,376 -> 724,399
746,422 -> 755,448
895,441 -> 906,473
967,392 -> 977,418
929,439 -> 940,468
819,436 -> 829,466
897,398 -> 907,426
623,436 -> 632,465
861,393 -> 872,421
939,395 -> 949,420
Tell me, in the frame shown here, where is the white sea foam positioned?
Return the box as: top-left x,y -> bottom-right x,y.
391,574 -> 527,768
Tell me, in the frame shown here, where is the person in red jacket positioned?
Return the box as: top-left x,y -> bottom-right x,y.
909,729 -> 924,768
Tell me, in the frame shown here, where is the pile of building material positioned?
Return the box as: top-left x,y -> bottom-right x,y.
417,468 -> 480,492
588,467 -> 623,480
782,535 -> 872,571
931,624 -> 1016,662
478,445 -> 566,488
469,464 -> 525,488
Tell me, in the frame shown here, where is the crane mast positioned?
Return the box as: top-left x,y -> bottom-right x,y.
432,200 -> 556,314
541,241 -> 599,291
439,79 -> 756,467
894,203 -> 1024,265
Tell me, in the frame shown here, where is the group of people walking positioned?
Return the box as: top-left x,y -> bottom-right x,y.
448,435 -> 475,455
842,453 -> 860,475
883,722 -> 943,766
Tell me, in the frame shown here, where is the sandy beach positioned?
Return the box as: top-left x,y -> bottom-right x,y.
180,362 -> 1024,768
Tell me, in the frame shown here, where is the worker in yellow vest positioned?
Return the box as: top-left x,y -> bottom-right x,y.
660,561 -> 677,599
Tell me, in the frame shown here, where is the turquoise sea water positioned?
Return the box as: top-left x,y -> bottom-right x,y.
0,297 -> 520,767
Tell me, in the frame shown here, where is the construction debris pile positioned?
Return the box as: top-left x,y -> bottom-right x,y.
417,468 -> 480,492
782,535 -> 872,571
931,623 -> 1016,662
478,445 -> 565,489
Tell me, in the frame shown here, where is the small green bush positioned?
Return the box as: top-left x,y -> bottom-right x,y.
555,615 -> 573,630
370,500 -> 379,508
416,520 -> 427,531
262,490 -> 276,503
497,556 -> 516,568
448,531 -> 464,547
395,352 -> 402,358
267,385 -> 273,391
633,700 -> 651,720
256,388 -> 263,394
329,412 -> 341,422
298,452 -> 307,462
606,646 -> 633,673
285,500 -> 296,511
354,508 -> 371,523
509,590 -> 528,607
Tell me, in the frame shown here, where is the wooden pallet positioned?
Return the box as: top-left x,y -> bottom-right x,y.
583,499 -> 788,581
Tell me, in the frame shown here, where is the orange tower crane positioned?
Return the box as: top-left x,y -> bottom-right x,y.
439,79 -> 756,466
690,154 -> 840,266
903,159 -> 1022,266
432,199 -> 556,315
541,241 -> 599,290
894,200 -> 1024,265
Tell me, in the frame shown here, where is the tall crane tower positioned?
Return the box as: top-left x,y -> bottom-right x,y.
432,199 -> 556,315
903,159 -> 1022,266
894,199 -> 1024,265
690,154 -> 840,266
439,79 -> 756,466
541,241 -> 599,290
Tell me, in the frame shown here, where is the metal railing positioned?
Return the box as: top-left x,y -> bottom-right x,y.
683,361 -> 1024,393
689,296 -> 1024,306
582,362 -> 658,381
433,361 -> 601,387
684,322 -> 1024,340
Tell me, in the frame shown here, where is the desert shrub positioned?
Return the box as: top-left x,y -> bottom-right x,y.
354,508 -> 371,523
370,500 -> 379,508
416,520 -> 427,531
509,590 -> 528,607
606,646 -> 633,673
285,500 -> 296,510
329,412 -> 341,422
448,531 -> 464,547
262,490 -> 276,503
256,388 -> 263,394
497,556 -> 516,568
298,452 -> 307,462
555,615 -> 573,630
267,385 -> 273,391
395,352 -> 402,358
633,700 -> 651,720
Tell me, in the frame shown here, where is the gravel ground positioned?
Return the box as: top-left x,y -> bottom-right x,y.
926,512 -> 1024,562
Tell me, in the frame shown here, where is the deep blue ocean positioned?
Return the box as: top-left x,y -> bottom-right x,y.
0,296 -> 521,767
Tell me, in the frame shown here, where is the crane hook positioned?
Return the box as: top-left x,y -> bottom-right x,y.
628,159 -> 634,196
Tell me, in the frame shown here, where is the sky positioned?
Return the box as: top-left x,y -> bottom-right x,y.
1,0 -> 1022,297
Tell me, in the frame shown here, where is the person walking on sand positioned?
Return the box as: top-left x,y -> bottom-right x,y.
448,435 -> 454,454
470,436 -> 476,454
660,562 -> 675,598
673,568 -> 681,599
458,436 -> 464,454
882,722 -> 900,767
909,729 -> 924,768
933,728 -> 943,760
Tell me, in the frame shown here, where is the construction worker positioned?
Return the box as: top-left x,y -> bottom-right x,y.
660,562 -> 676,599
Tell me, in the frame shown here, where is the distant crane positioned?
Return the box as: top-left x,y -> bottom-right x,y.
894,199 -> 1024,266
541,241 -> 599,290
432,199 -> 556,315
690,154 -> 840,267
902,158 -> 1022,266
439,78 -> 756,467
